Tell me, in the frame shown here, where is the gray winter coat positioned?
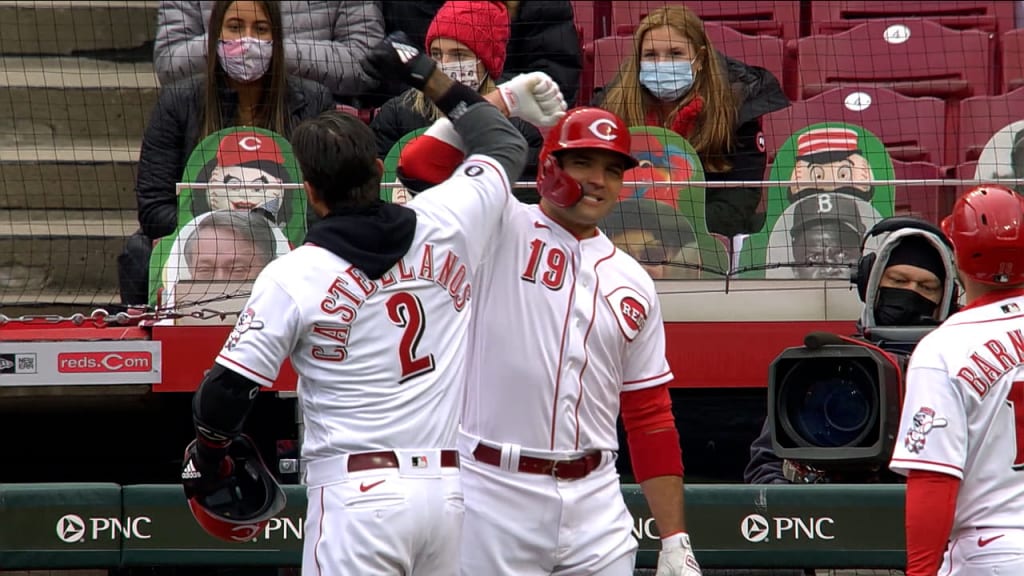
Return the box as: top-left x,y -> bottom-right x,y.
154,1 -> 384,96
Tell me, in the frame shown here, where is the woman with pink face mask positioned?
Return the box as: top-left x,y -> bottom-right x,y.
118,0 -> 334,306
369,0 -> 545,203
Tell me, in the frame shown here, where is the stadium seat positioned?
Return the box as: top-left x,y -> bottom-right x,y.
956,87 -> 1024,163
609,1 -> 802,44
703,23 -> 786,92
1004,28 -> 1024,92
583,34 -> 632,104
582,27 -> 786,106
795,18 -> 993,100
951,161 -> 980,199
809,1 -> 1014,36
891,160 -> 951,225
760,86 -> 946,165
570,1 -> 601,47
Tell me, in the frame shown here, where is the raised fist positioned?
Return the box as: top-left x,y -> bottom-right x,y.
497,72 -> 567,128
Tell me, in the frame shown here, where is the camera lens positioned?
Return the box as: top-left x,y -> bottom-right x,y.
780,359 -> 879,448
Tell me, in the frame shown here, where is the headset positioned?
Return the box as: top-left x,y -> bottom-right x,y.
850,217 -> 958,310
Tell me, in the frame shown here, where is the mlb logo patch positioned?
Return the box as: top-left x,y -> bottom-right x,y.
411,456 -> 428,468
1002,303 -> 1020,314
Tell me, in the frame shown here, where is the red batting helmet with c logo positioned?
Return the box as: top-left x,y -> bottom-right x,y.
942,184 -> 1024,285
536,107 -> 638,208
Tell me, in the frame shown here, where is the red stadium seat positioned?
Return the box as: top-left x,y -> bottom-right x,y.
582,27 -> 786,107
891,160 -> 952,225
951,161 -> 980,199
703,23 -> 786,92
761,86 -> 946,164
956,87 -> 1024,163
795,18 -> 993,100
610,1 -> 802,44
583,35 -> 633,104
809,1 -> 1014,36
1004,29 -> 1024,93
571,1 -> 601,47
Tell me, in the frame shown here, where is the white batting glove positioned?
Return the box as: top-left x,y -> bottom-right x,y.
656,532 -> 702,576
497,71 -> 567,128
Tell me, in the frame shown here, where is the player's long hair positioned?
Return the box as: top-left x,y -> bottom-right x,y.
201,0 -> 288,139
600,5 -> 737,172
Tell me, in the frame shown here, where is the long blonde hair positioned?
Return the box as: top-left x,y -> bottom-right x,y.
409,76 -> 498,122
601,5 -> 737,172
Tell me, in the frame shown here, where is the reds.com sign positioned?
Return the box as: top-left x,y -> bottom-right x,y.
57,352 -> 153,373
0,341 -> 161,386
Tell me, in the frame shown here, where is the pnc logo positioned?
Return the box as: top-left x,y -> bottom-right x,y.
57,514 -> 86,543
741,514 -> 770,543
57,352 -> 152,373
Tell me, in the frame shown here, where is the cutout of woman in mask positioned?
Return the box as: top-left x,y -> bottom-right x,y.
594,4 -> 790,238
368,0 -> 545,201
118,0 -> 333,307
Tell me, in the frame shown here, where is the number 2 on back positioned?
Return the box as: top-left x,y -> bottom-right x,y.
386,292 -> 435,382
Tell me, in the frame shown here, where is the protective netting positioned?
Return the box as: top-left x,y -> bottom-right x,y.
2,1 -> 1023,321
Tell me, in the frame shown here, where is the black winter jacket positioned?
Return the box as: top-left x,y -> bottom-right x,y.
369,89 -> 545,203
594,54 -> 790,237
135,75 -> 334,240
379,0 -> 582,106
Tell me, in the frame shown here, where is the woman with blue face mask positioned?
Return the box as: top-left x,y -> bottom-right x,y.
369,1 -> 546,203
118,0 -> 335,306
595,5 -> 790,238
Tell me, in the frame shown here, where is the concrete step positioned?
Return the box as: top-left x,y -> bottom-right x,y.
0,289 -> 122,318
0,139 -> 139,210
0,210 -> 137,293
0,56 -> 158,142
0,1 -> 157,55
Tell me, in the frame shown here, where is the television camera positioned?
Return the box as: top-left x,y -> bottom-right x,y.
768,325 -> 939,483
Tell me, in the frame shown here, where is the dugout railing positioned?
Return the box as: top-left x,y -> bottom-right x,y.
0,483 -> 905,571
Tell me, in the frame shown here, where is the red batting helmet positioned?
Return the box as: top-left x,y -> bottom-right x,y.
941,184 -> 1024,285
536,107 -> 638,207
182,434 -> 286,543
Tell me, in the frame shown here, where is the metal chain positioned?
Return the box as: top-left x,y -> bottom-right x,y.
0,291 -> 254,327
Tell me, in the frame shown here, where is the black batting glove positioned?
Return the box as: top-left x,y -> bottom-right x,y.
181,435 -> 234,500
360,32 -> 437,91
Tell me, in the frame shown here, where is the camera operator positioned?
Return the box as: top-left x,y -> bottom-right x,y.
744,217 -> 959,484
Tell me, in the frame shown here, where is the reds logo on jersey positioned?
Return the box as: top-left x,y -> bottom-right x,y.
605,286 -> 649,341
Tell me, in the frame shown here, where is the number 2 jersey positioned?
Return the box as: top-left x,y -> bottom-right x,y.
215,155 -> 511,462
890,289 -> 1024,531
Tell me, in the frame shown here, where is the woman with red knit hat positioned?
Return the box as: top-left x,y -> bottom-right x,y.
370,0 -> 545,202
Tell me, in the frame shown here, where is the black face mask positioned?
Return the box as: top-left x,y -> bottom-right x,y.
875,287 -> 939,326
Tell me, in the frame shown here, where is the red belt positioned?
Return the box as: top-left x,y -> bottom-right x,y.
472,443 -> 602,480
347,450 -> 460,473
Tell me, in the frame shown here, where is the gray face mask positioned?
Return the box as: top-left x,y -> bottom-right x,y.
218,37 -> 273,83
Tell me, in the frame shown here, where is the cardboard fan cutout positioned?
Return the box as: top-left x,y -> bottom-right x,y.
148,127 -> 304,306
381,128 -> 428,204
736,123 -> 895,280
608,127 -> 731,278
974,120 -> 1024,195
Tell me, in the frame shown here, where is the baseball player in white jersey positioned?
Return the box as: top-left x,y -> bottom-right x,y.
398,107 -> 701,575
179,31 -> 566,575
889,184 -> 1024,575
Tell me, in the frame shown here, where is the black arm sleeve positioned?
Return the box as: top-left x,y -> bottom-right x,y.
192,364 -> 261,443
451,102 -> 528,186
